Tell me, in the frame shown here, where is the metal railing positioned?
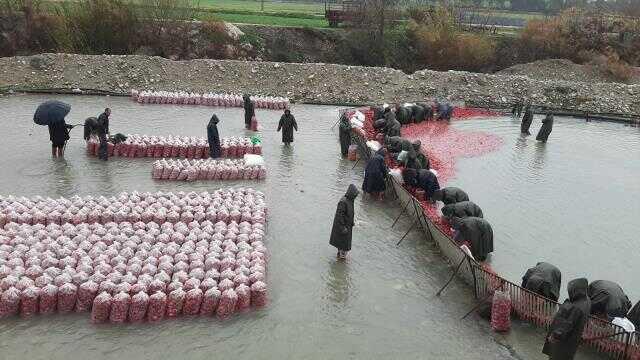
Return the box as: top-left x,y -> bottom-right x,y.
352,126 -> 640,359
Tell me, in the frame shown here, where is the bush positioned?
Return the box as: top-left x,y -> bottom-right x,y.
407,19 -> 496,72
0,0 -> 61,56
591,52 -> 633,82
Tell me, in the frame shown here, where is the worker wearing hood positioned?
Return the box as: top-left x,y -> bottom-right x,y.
411,104 -> 426,123
432,187 -> 469,205
207,114 -> 221,159
543,278 -> 591,360
441,201 -> 483,220
521,105 -> 533,135
338,113 -> 351,157
243,95 -> 255,129
521,262 -> 562,301
537,112 -> 554,143
330,184 -> 359,259
588,280 -> 632,318
411,141 -> 430,170
362,148 -> 388,198
451,217 -> 493,261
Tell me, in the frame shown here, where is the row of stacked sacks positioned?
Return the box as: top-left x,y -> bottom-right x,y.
0,188 -> 268,322
152,158 -> 266,182
0,220 -> 267,321
131,90 -> 289,110
87,135 -> 261,159
0,189 -> 266,229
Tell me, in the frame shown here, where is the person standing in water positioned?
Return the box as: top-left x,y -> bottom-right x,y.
243,94 -> 255,130
543,278 -> 591,360
521,105 -> 533,135
48,121 -> 73,158
330,184 -> 358,260
207,114 -> 221,159
537,112 -> 554,143
97,108 -> 111,161
277,109 -> 298,146
338,113 -> 351,157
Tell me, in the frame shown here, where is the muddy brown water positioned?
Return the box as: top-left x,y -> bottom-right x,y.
0,94 -> 610,360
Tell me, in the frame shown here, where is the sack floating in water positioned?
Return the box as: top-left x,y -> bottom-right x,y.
0,188 -> 268,322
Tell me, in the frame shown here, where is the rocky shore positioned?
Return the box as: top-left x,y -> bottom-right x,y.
1,53 -> 639,116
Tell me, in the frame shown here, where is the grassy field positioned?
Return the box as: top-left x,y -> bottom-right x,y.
214,12 -> 328,27
200,0 -> 324,15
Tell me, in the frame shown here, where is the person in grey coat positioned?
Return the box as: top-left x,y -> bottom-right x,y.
543,278 -> 591,360
329,184 -> 358,260
432,187 -> 469,205
536,112 -> 554,143
522,262 -> 562,301
441,201 -> 483,219
451,216 -> 493,261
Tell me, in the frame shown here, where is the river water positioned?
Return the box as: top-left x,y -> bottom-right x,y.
0,94 -> 609,360
452,116 -> 640,302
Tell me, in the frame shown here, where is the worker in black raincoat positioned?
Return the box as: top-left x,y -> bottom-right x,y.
411,104 -> 426,123
243,94 -> 255,129
412,141 -> 430,170
338,113 -> 351,157
451,216 -> 493,261
432,187 -> 469,205
521,262 -> 562,301
385,116 -> 401,137
384,136 -> 403,154
441,201 -> 483,219
403,168 -> 440,200
207,114 -> 221,159
277,109 -> 298,145
396,105 -> 412,125
48,121 -> 73,157
628,300 -> 640,330
383,107 -> 395,125
362,148 -> 388,198
543,278 -> 591,360
588,280 -> 632,319
329,184 -> 359,260
97,108 -> 110,161
421,103 -> 434,121
521,105 -> 533,135
537,112 -> 554,143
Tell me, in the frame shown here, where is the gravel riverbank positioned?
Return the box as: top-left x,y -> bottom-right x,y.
1,53 -> 639,116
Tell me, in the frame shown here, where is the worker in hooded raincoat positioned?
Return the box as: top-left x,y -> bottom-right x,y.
362,148 -> 388,199
97,108 -> 111,161
451,216 -> 493,261
48,121 -> 73,158
537,112 -> 554,143
277,109 -> 298,145
385,116 -> 401,137
543,278 -> 591,360
521,105 -> 533,135
411,104 -> 426,123
432,187 -> 469,205
441,201 -> 483,220
330,184 -> 359,260
338,113 -> 352,157
522,262 -> 562,301
412,141 -> 430,170
384,136 -> 404,154
207,114 -> 221,159
243,94 -> 255,129
396,104 -> 412,125
588,280 -> 632,319
403,168 -> 440,200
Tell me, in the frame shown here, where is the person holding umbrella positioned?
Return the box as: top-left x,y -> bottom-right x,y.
34,100 -> 74,158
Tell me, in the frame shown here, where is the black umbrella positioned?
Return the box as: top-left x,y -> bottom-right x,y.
33,100 -> 71,126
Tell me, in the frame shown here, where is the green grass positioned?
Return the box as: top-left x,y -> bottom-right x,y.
213,12 -> 328,27
198,0 -> 324,15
